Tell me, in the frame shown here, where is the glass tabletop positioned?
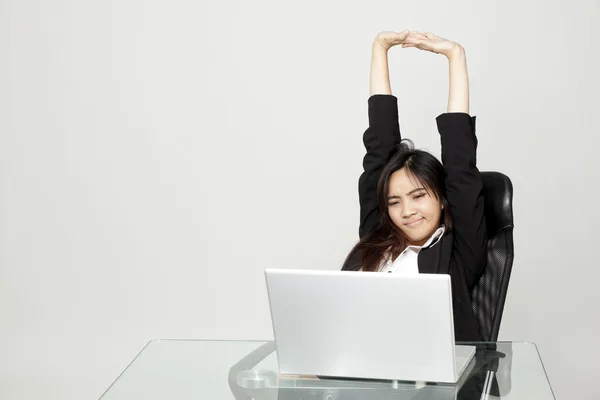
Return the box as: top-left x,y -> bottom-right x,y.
99,340 -> 555,400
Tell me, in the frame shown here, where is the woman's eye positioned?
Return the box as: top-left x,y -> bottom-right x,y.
414,193 -> 425,200
388,202 -> 399,206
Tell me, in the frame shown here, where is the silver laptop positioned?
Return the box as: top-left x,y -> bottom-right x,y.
264,269 -> 476,384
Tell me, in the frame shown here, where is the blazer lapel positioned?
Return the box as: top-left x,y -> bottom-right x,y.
418,233 -> 453,274
418,244 -> 439,274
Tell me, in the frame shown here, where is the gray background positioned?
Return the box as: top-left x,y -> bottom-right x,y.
1,0 -> 598,399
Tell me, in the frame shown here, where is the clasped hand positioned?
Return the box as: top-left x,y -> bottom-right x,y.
374,30 -> 463,59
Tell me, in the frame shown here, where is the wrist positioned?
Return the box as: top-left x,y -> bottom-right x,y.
446,44 -> 465,61
372,39 -> 390,53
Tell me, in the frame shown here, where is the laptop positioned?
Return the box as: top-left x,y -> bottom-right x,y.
264,268 -> 476,384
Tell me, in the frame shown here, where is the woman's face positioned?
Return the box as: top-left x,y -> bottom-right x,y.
386,168 -> 443,246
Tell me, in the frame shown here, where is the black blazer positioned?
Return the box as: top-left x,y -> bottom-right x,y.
344,95 -> 487,342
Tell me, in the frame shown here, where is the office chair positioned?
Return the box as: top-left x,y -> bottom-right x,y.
471,171 -> 515,343
471,171 -> 514,400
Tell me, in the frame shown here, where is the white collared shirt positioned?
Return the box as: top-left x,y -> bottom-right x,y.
379,226 -> 446,274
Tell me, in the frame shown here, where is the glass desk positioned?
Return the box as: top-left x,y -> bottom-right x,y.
99,340 -> 555,400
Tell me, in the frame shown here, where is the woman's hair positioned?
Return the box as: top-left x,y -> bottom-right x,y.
342,140 -> 452,272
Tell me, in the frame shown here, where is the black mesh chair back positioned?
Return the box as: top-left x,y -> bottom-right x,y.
471,171 -> 515,342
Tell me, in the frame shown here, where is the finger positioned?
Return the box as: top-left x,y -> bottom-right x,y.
413,39 -> 431,48
398,30 -> 410,39
411,31 -> 428,39
418,39 -> 434,48
402,35 -> 423,44
412,41 -> 435,52
403,42 -> 429,51
406,30 -> 424,39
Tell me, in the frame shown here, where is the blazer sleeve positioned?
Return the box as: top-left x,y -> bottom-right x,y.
436,113 -> 487,290
358,95 -> 402,238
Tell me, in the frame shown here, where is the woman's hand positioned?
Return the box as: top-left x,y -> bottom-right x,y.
374,30 -> 410,51
402,32 -> 463,59
401,31 -> 469,113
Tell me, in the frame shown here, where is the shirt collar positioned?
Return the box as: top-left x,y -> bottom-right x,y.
382,225 -> 447,265
414,225 -> 446,250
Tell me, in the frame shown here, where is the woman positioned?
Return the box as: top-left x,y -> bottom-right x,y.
342,30 -> 487,342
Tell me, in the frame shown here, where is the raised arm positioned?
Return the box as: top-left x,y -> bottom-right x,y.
358,31 -> 408,237
446,45 -> 469,113
404,33 -> 486,289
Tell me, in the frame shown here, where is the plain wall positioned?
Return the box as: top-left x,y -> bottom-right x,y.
1,0 -> 598,399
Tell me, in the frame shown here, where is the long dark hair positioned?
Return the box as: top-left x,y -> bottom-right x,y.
342,140 -> 452,272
